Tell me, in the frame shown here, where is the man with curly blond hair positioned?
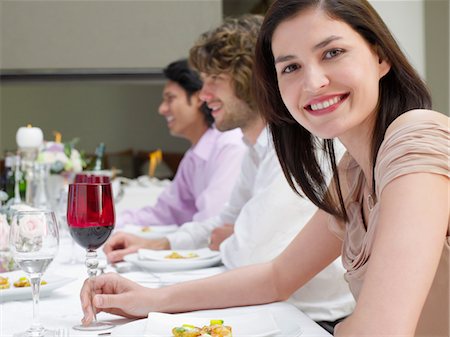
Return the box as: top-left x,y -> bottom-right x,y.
190,15 -> 262,113
102,15 -> 354,331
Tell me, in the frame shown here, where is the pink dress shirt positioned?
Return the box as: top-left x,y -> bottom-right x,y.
117,127 -> 245,227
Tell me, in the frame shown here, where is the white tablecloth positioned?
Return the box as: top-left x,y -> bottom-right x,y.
1,178 -> 332,337
1,236 -> 332,337
114,176 -> 170,214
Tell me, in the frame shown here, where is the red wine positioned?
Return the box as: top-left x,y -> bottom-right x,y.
69,225 -> 114,250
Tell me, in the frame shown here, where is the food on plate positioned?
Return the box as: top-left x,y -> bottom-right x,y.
165,251 -> 199,259
0,276 -> 10,289
0,276 -> 48,290
13,277 -> 47,288
141,226 -> 152,233
172,319 -> 232,337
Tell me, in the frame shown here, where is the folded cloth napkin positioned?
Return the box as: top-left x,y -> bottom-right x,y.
145,310 -> 280,337
138,248 -> 220,261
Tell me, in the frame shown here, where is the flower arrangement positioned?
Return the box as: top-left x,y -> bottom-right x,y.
37,138 -> 86,175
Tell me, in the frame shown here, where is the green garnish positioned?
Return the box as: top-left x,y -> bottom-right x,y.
210,320 -> 224,325
182,324 -> 196,329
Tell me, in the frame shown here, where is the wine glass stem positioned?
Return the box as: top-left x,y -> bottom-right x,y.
86,250 -> 99,323
30,275 -> 44,332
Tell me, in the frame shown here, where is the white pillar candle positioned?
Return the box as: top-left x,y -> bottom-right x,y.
16,125 -> 44,149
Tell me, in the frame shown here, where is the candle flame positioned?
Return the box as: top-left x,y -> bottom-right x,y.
27,124 -> 32,128
53,131 -> 62,143
148,149 -> 162,177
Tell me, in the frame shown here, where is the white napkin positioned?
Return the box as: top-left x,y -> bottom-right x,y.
145,311 -> 280,337
138,248 -> 220,261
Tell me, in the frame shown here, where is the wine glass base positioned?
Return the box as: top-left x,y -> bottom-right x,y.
73,322 -> 114,331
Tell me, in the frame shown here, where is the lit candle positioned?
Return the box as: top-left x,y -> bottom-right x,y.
148,149 -> 162,177
53,131 -> 62,143
16,124 -> 44,149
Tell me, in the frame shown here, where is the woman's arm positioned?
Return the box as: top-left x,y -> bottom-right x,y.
81,209 -> 342,323
335,172 -> 449,336
157,210 -> 342,313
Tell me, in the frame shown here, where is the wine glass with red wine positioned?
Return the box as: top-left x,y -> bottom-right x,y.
66,182 -> 115,331
74,173 -> 111,184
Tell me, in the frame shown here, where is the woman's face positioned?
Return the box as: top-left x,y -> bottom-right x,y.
272,8 -> 390,140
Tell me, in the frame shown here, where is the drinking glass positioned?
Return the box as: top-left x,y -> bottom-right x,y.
9,210 -> 59,337
74,173 -> 110,184
66,183 -> 115,331
63,174 -> 109,265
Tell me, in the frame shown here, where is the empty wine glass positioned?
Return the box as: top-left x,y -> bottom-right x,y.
9,210 -> 59,337
67,183 -> 115,331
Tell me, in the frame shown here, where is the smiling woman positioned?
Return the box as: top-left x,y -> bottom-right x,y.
254,1 -> 448,336
271,7 -> 389,141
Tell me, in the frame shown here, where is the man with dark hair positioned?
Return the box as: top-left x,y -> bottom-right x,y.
163,59 -> 214,128
116,59 -> 245,230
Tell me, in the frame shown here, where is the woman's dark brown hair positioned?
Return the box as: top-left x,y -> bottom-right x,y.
253,0 -> 432,220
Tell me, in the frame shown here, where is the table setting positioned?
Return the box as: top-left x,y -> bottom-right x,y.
1,229 -> 333,337
123,248 -> 222,273
1,201 -> 332,337
1,127 -> 331,337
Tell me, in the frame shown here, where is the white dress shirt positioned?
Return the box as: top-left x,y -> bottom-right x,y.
167,128 -> 355,321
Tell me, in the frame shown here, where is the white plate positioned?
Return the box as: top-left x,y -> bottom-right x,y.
138,248 -> 220,261
0,270 -> 76,302
111,303 -> 304,337
124,252 -> 221,272
144,311 -> 279,337
121,225 -> 178,239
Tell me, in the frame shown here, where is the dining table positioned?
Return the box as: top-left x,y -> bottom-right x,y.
1,177 -> 332,337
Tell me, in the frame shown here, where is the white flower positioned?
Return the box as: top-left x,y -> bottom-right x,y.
39,151 -> 68,165
37,140 -> 84,174
0,214 -> 9,250
70,149 -> 83,173
18,214 -> 47,240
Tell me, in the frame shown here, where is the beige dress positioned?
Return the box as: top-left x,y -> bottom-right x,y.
329,118 -> 449,336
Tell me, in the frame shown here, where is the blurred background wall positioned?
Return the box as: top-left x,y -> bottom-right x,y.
1,0 -> 448,158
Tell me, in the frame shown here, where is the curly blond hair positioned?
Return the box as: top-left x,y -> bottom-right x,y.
189,15 -> 264,110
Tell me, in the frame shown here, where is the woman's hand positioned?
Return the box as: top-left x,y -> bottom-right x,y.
103,232 -> 169,263
80,273 -> 154,325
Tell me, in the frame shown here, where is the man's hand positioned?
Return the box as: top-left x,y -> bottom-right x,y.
209,223 -> 234,251
103,232 -> 170,263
